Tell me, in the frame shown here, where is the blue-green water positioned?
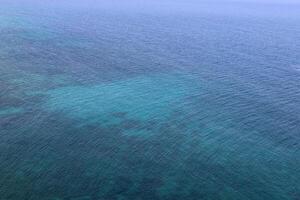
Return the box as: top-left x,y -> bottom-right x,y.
1,1 -> 300,199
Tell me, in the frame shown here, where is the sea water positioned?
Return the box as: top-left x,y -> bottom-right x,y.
0,0 -> 300,199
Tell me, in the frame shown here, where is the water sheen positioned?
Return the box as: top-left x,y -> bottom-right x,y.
1,1 -> 300,199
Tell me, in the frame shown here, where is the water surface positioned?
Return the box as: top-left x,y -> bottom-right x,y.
1,0 -> 300,199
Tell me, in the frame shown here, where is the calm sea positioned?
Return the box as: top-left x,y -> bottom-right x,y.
0,0 -> 300,199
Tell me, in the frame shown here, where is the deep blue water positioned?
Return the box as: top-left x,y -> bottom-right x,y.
1,1 -> 300,199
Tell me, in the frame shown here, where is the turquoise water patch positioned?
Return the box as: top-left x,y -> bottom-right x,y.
40,74 -> 194,136
0,107 -> 23,117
